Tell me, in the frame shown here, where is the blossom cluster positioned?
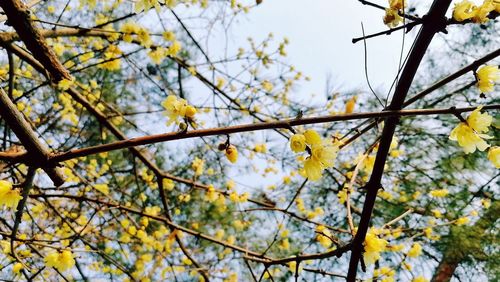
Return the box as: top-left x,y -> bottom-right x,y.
161,95 -> 197,125
44,250 -> 76,272
289,129 -> 339,181
449,107 -> 499,168
0,180 -> 22,209
449,107 -> 492,153
364,228 -> 389,265
453,0 -> 500,23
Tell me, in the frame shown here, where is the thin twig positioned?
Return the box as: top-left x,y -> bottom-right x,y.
10,167 -> 36,270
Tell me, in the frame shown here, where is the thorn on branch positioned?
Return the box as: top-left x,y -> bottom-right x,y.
360,256 -> 367,272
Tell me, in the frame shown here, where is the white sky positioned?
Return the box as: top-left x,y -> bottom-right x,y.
209,0 -> 417,100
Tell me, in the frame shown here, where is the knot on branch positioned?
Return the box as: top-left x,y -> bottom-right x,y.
422,14 -> 448,34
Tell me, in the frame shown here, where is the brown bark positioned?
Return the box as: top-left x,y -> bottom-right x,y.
47,104 -> 499,164
432,260 -> 460,282
0,88 -> 65,186
346,1 -> 452,280
0,0 -> 71,82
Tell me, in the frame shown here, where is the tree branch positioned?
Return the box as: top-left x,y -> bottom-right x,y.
347,1 -> 452,280
47,105 -> 499,164
0,87 -> 65,186
0,0 -> 71,82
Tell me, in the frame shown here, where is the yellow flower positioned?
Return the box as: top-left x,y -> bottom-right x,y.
53,43 -> 65,56
99,45 -> 122,71
254,144 -> 267,153
225,145 -> 238,163
430,189 -> 449,198
303,129 -> 322,145
361,154 -> 376,173
148,47 -> 167,64
452,0 -> 476,21
162,95 -> 184,122
344,95 -> 357,114
467,107 -> 492,133
93,183 -> 109,195
476,65 -> 500,93
471,1 -> 496,23
290,134 -> 306,153
364,229 -> 388,265
167,41 -> 182,56
261,80 -> 274,92
162,178 -> 175,191
389,136 -> 399,150
161,95 -> 196,124
135,0 -> 160,12
487,147 -> 500,168
412,276 -> 428,282
57,78 -> 74,90
481,198 -> 491,208
288,261 -> 302,274
374,266 -> 395,279
184,105 -> 197,118
449,123 -> 490,154
489,0 -> 500,12
316,225 -> 333,248
407,242 -> 422,258
456,216 -> 470,225
431,209 -> 442,218
120,22 -> 140,42
279,238 -> 290,250
137,29 -> 152,47
389,0 -> 407,10
311,143 -> 338,168
192,157 -> 204,176
304,158 -> 323,181
383,8 -> 403,28
45,250 -> 75,272
163,31 -> 176,41
216,77 -> 225,89
0,180 -> 22,209
337,188 -> 349,204
205,185 -> 219,202
12,262 -> 23,274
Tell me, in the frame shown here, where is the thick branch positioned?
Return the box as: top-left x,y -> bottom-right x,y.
0,87 -> 65,186
0,0 -> 71,82
0,27 -> 115,43
347,1 -> 452,280
0,150 -> 27,163
3,40 -> 276,209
